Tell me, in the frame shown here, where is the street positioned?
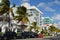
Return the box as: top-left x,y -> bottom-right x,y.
15,36 -> 60,40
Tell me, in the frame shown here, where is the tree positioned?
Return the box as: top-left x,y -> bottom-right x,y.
48,25 -> 60,35
29,22 -> 40,33
0,0 -> 10,25
14,6 -> 29,30
0,0 -> 10,15
7,4 -> 16,31
0,0 -> 15,31
41,27 -> 49,36
0,0 -> 10,32
49,25 -> 57,32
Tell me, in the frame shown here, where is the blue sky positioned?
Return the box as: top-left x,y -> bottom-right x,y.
10,0 -> 60,28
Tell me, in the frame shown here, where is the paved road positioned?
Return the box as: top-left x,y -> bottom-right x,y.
15,36 -> 60,40
15,38 -> 60,40
42,36 -> 60,40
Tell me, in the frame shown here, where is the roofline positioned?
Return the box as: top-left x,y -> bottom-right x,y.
43,17 -> 53,21
27,6 -> 43,14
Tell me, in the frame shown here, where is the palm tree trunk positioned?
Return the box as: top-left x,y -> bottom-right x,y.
8,15 -> 11,31
6,11 -> 11,31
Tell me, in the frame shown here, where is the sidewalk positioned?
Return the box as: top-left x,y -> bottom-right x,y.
15,38 -> 43,40
43,36 -> 54,38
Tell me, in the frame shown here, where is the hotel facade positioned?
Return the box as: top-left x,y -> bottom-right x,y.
0,3 -> 43,33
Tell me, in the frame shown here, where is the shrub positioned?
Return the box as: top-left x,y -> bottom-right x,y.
0,32 -> 3,35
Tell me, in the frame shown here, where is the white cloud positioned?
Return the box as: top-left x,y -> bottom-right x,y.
54,0 -> 60,4
37,2 -> 47,7
52,14 -> 60,20
48,0 -> 60,6
52,13 -> 60,27
57,22 -> 60,27
37,2 -> 55,12
53,22 -> 60,27
53,23 -> 58,27
58,22 -> 60,25
45,7 -> 55,12
22,0 -> 29,3
10,5 -> 13,7
22,0 -> 29,2
37,0 -> 60,12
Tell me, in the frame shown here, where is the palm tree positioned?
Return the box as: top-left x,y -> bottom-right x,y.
49,25 -> 56,32
14,6 -> 29,30
48,25 -> 59,36
29,22 -> 40,33
0,0 -> 10,24
0,0 -> 15,32
0,0 -> 10,15
0,0 -> 10,32
7,4 -> 16,31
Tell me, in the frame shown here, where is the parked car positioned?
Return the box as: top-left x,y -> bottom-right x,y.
3,31 -> 17,40
29,32 -> 38,38
16,33 -> 23,39
0,35 -> 4,40
38,34 -> 44,38
16,31 -> 38,39
16,31 -> 30,39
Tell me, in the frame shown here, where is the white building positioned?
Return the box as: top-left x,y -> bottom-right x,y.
0,3 -> 43,33
42,17 -> 54,29
21,3 -> 43,27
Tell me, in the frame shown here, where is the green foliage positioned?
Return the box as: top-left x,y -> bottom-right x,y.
14,6 -> 29,23
31,22 -> 37,26
49,25 -> 58,32
17,6 -> 27,15
55,28 -> 60,32
41,28 -> 49,36
16,32 -> 21,35
0,0 -> 10,15
29,22 -> 40,33
14,6 -> 29,30
13,3 -> 16,7
0,32 -> 3,35
41,30 -> 45,34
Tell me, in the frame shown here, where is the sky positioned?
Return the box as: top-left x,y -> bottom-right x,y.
9,0 -> 60,28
